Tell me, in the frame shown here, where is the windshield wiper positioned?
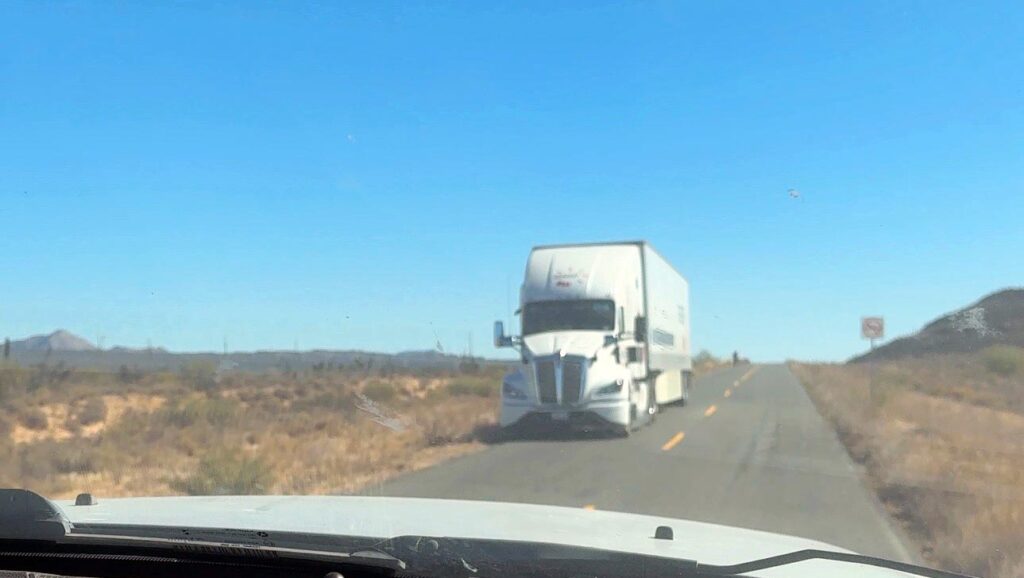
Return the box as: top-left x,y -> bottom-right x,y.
383,535 -> 978,578
675,549 -> 974,578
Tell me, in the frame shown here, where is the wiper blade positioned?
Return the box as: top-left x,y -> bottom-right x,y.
64,531 -> 407,569
691,549 -> 974,578
384,536 -> 978,578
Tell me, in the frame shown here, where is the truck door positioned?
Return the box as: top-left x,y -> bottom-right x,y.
626,339 -> 646,382
628,313 -> 648,379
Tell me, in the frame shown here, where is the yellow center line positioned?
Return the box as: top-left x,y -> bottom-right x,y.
724,389 -> 732,398
739,366 -> 759,383
661,431 -> 685,451
583,504 -> 596,511
704,404 -> 718,417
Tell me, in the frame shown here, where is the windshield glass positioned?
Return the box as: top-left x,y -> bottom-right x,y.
522,300 -> 616,336
1,3 -> 1021,578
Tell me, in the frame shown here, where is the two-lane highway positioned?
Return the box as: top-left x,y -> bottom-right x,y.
370,364 -> 913,562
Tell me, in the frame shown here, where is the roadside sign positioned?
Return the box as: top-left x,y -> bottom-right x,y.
861,317 -> 884,340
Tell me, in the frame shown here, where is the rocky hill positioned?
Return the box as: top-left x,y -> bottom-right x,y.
9,330 -> 98,353
851,288 -> 1024,362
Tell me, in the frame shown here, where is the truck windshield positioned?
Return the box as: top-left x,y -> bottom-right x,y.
522,300 -> 616,336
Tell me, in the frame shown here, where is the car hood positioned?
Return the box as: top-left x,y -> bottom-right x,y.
57,495 -> 908,578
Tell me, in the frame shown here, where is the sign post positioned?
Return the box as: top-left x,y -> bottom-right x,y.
861,316 -> 884,409
861,317 -> 885,350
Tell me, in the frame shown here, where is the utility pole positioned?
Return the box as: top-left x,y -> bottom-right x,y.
3,338 -> 9,361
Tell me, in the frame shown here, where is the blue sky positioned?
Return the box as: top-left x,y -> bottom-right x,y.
1,1 -> 1022,361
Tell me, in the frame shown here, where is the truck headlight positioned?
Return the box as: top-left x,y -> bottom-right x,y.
502,382 -> 527,400
594,379 -> 624,396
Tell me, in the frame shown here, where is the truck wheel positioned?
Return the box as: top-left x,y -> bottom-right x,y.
646,390 -> 658,424
617,404 -> 636,437
680,371 -> 692,406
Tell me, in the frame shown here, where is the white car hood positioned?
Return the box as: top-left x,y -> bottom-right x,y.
57,495 -> 913,578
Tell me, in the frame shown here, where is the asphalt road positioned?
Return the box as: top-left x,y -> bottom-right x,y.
372,364 -> 914,562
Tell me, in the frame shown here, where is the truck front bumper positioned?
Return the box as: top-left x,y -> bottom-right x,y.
500,399 -> 630,432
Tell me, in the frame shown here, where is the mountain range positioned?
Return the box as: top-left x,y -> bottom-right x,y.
3,330 -> 496,371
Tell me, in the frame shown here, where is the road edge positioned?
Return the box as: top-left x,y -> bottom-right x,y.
785,362 -> 924,566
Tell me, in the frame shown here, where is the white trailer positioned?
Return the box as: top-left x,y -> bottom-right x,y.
494,241 -> 692,435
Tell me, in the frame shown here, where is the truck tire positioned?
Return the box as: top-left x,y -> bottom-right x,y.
617,403 -> 637,437
680,370 -> 692,406
646,385 -> 658,424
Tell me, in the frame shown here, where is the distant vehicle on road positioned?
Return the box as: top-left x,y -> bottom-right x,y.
495,241 -> 692,435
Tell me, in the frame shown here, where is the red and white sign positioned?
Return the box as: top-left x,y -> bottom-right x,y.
861,317 -> 884,340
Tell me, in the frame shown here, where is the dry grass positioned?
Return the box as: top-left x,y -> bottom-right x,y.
693,350 -> 729,376
791,347 -> 1024,578
0,363 -> 503,499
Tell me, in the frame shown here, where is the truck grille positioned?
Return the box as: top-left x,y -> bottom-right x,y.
536,361 -> 557,403
562,360 -> 583,404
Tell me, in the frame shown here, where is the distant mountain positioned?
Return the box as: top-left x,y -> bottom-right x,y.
3,331 -> 507,372
394,350 -> 457,363
851,288 -> 1024,362
9,330 -> 97,353
108,345 -> 169,354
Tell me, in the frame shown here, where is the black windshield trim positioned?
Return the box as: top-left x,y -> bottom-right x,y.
522,299 -> 616,336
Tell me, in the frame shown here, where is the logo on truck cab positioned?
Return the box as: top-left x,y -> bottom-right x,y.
553,270 -> 587,289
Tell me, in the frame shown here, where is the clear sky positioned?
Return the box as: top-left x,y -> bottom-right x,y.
2,1 -> 1022,361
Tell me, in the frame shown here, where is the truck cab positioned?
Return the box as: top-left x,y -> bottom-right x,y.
495,242 -> 691,435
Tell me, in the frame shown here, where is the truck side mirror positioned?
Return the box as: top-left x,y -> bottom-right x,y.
494,321 -> 511,348
634,316 -> 648,342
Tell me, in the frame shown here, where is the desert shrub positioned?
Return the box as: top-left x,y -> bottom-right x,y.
291,391 -> 356,416
458,359 -> 481,374
77,398 -> 108,426
117,364 -> 145,384
171,450 -> 274,495
236,389 -> 262,403
414,398 -> 493,445
982,346 -> 1022,377
66,419 -> 83,436
180,361 -> 218,391
51,444 -> 100,474
26,363 -> 73,392
19,407 -> 48,430
159,397 -> 238,428
447,378 -> 496,398
693,349 -> 717,364
362,381 -> 396,402
0,367 -> 29,401
15,440 -> 100,478
419,412 -> 466,446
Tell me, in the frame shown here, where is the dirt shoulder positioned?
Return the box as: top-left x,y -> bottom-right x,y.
791,348 -> 1024,578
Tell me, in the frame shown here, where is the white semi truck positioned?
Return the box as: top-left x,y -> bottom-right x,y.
494,241 -> 692,435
